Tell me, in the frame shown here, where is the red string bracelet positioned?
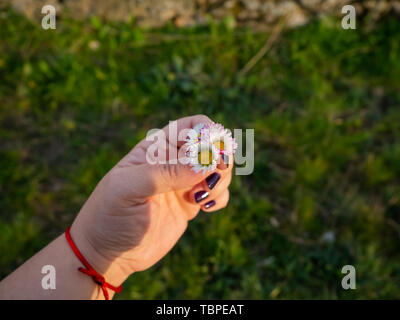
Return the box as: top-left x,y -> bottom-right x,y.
65,226 -> 122,300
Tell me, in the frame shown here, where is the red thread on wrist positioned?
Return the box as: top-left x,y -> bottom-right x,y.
65,226 -> 122,300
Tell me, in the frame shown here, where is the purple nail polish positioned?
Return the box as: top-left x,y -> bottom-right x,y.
206,172 -> 220,190
204,200 -> 216,209
194,190 -> 209,203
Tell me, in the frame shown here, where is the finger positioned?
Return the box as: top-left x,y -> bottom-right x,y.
188,169 -> 232,204
160,114 -> 212,149
116,161 -> 220,199
121,114 -> 213,165
217,153 -> 232,171
113,115 -> 218,198
201,189 -> 230,212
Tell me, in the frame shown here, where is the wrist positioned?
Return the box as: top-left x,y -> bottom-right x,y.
69,222 -> 131,289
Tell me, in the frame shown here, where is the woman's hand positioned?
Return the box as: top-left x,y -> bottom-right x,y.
70,115 -> 233,287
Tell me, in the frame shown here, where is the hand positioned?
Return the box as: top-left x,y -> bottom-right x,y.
70,115 -> 233,287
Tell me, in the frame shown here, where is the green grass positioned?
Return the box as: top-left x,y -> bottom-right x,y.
1,7 -> 400,299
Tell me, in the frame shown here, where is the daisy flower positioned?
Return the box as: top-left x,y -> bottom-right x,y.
184,122 -> 237,174
208,123 -> 238,155
186,123 -> 210,144
185,142 -> 219,174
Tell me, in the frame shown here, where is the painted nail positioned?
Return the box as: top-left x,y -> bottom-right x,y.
204,200 -> 216,209
206,172 -> 220,190
194,190 -> 209,203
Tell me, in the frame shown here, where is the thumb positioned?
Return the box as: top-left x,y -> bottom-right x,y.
124,161 -> 210,198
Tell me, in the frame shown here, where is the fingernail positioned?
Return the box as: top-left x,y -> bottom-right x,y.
204,200 -> 216,209
206,172 -> 220,190
194,190 -> 209,203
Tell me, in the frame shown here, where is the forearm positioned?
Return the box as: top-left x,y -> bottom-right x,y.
0,227 -> 127,300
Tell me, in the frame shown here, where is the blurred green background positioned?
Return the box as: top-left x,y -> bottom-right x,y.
1,6 -> 400,299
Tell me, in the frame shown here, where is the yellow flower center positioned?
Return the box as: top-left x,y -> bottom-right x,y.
213,140 -> 225,151
198,150 -> 213,165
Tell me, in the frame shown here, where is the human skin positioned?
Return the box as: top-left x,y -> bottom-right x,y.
0,115 -> 233,299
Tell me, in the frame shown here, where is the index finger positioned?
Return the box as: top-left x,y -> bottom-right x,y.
119,114 -> 213,166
